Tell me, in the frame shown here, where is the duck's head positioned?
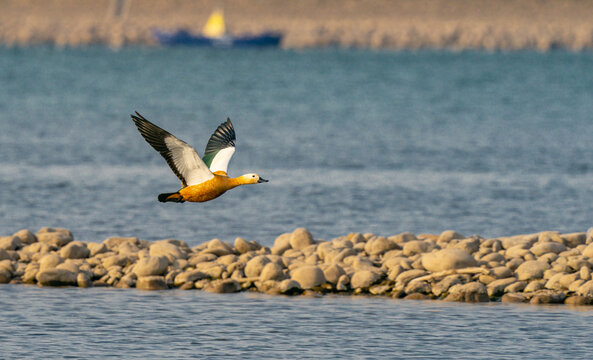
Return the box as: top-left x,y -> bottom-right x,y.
241,173 -> 269,184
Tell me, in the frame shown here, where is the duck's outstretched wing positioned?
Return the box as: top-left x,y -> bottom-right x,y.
131,112 -> 213,187
202,118 -> 236,174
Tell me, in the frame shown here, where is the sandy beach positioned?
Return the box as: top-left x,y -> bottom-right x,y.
2,0 -> 593,50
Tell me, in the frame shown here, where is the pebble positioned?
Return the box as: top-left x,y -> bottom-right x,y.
36,228 -> 73,247
12,229 -> 37,245
421,249 -> 477,272
5,226 -> 593,306
323,264 -> 346,284
134,256 -> 169,276
515,260 -> 550,281
36,269 -> 77,286
0,248 -> 10,261
259,262 -> 285,281
351,270 -> 381,289
136,276 -> 168,290
290,265 -> 325,289
149,241 -> 187,263
59,241 -> 90,259
0,236 -> 21,251
289,228 -> 314,251
244,255 -> 270,278
487,278 -> 517,297
402,240 -> 431,256
501,292 -> 526,303
445,282 -> 489,302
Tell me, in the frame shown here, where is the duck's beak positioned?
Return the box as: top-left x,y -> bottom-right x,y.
258,177 -> 269,183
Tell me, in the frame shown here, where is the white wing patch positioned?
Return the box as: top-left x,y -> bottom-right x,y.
209,147 -> 236,174
164,137 -> 214,186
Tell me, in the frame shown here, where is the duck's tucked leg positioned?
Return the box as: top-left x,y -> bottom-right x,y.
158,192 -> 185,203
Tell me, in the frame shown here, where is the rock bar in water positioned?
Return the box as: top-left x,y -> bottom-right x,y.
4,227 -> 593,306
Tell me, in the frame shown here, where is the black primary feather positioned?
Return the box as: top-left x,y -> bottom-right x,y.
202,118 -> 236,168
131,111 -> 189,187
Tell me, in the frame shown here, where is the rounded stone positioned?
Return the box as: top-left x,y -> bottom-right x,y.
36,228 -> 73,247
490,266 -> 513,279
204,279 -> 241,293
481,252 -> 506,263
59,241 -> 90,259
260,262 -> 285,281
515,260 -> 550,281
87,242 -> 108,257
445,282 -> 489,302
351,270 -> 381,289
577,280 -> 593,296
583,243 -> 593,258
234,237 -> 254,254
323,264 -> 346,284
290,228 -> 314,251
290,265 -> 326,289
562,232 -> 586,247
0,236 -> 21,251
173,270 -> 208,286
279,279 -> 302,294
12,229 -> 37,245
102,254 -> 135,269
565,295 -> 593,305
77,272 -> 92,288
530,242 -> 567,256
395,269 -> 427,286
487,278 -> 517,297
438,230 -> 465,243
580,266 -> 591,281
204,238 -> 233,256
102,237 -> 139,251
421,249 -> 477,272
118,242 -> 140,255
244,255 -> 270,278
136,276 -> 168,290
36,269 -> 77,286
271,233 -> 292,255
39,253 -> 64,271
405,280 -> 431,294
0,248 -> 10,261
452,237 -> 480,254
402,240 -> 430,256
134,256 -> 169,276
149,241 -> 187,263
501,293 -> 527,303
431,274 -> 466,296
368,237 -> 398,255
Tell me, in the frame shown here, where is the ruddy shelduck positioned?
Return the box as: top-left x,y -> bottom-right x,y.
131,112 -> 267,203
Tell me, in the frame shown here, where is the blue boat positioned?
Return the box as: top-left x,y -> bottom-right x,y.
151,9 -> 282,47
151,29 -> 282,47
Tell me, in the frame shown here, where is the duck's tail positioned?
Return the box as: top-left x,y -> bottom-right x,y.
158,192 -> 184,203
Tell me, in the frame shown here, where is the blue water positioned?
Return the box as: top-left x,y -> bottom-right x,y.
2,46 -> 593,358
1,285 -> 593,359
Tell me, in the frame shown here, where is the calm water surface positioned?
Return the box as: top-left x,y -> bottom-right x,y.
2,285 -> 593,359
1,47 -> 593,358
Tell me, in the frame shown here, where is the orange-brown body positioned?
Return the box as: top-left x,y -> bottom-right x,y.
176,172 -> 251,202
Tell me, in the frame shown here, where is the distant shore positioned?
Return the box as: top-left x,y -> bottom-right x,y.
3,226 -> 593,306
2,0 -> 593,50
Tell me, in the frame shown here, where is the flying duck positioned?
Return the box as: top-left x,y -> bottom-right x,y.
131,112 -> 267,203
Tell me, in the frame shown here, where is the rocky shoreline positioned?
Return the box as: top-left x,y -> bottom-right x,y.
2,0 -> 593,50
3,227 -> 593,305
